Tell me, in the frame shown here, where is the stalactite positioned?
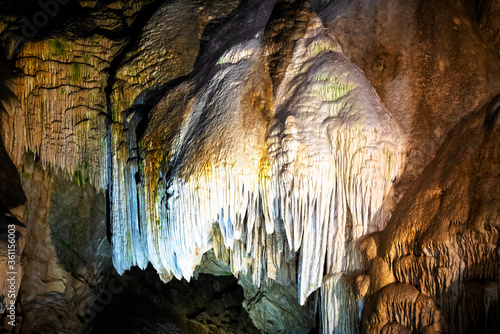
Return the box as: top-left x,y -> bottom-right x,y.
321,272 -> 368,334
268,17 -> 403,304
1,1 -> 498,333
109,14 -> 404,331
5,38 -> 122,188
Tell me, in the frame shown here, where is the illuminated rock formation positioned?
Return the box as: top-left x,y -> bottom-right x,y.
0,0 -> 499,333
109,5 -> 403,318
361,98 -> 500,333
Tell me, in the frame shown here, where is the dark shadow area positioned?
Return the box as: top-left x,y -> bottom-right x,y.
47,173 -> 110,275
0,47 -> 26,226
0,48 -> 26,330
0,135 -> 25,209
0,50 -> 25,209
90,266 -> 260,334
190,0 -> 275,92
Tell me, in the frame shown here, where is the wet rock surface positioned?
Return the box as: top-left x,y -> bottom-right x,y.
0,0 -> 498,333
319,0 -> 500,187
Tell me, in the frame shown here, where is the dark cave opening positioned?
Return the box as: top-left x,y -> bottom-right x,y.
89,267 -> 259,334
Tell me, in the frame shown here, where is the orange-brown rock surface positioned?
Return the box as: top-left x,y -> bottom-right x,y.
0,0 -> 498,333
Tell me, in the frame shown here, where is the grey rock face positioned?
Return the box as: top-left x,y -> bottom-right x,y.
48,173 -> 110,279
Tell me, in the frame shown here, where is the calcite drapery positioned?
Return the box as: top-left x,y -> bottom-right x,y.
2,0 -> 499,333
111,10 -> 404,311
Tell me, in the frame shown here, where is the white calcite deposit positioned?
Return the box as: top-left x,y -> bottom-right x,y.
3,0 -> 499,333
110,13 -> 404,332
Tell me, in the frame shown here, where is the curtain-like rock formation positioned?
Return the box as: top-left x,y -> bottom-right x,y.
0,0 -> 499,333
110,2 -> 403,315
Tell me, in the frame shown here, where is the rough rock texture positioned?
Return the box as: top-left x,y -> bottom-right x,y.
470,0 -> 500,55
195,245 -> 317,333
360,96 -> 500,334
14,155 -> 111,334
0,0 -> 499,333
108,0 -> 241,279
264,0 -> 313,91
0,56 -> 26,331
1,0 -> 137,187
238,272 -> 317,334
318,0 -> 500,187
112,2 -> 404,316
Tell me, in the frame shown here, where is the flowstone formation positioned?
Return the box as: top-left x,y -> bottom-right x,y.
0,0 -> 499,333
359,95 -> 500,334
112,0 -> 403,318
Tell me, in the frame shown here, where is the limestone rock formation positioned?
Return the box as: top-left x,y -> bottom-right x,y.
361,97 -> 500,334
318,0 -> 500,186
0,0 -> 498,333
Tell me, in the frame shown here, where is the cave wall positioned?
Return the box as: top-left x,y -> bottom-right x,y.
0,0 -> 499,333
